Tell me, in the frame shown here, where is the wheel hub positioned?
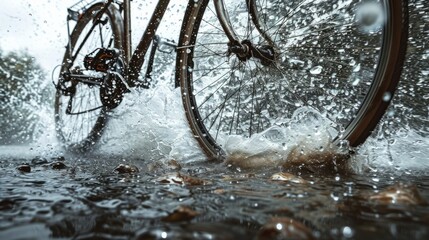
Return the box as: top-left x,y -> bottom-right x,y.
228,40 -> 275,66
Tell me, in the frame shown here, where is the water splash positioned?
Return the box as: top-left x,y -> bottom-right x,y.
357,127 -> 429,175
95,73 -> 205,163
224,107 -> 347,170
355,1 -> 385,34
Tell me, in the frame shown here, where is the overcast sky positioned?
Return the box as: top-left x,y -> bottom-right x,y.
0,0 -> 76,71
0,1 -> 185,73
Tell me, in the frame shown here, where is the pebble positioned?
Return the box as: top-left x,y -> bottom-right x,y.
157,172 -> 209,186
51,161 -> 67,170
167,159 -> 182,171
256,217 -> 315,240
270,172 -> 307,184
369,182 -> 427,205
114,164 -> 139,174
283,145 -> 351,175
16,164 -> 31,173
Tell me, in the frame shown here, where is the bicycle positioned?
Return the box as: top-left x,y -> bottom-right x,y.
54,0 -> 408,160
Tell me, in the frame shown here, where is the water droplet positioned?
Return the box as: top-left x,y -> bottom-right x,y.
330,89 -> 339,96
383,92 -> 391,102
353,64 -> 361,72
342,226 -> 354,238
309,66 -> 323,75
330,192 -> 340,201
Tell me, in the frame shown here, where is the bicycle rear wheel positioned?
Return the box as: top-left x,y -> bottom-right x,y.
177,0 -> 408,159
55,3 -> 124,151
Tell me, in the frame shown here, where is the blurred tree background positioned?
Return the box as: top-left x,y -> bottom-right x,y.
0,48 -> 52,145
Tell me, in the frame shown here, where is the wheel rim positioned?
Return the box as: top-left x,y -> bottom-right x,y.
180,0 -> 405,157
55,4 -> 122,150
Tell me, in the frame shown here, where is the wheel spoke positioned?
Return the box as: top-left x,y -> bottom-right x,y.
55,4 -> 121,149
179,0 -> 407,158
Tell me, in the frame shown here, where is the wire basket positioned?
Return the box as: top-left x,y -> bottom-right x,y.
67,0 -> 99,21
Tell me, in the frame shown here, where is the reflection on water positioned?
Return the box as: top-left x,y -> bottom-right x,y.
1,149 -> 428,240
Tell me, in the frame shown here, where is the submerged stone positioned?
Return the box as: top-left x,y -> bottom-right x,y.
283,145 -> 351,176
157,172 -> 209,186
256,217 -> 315,240
51,161 -> 67,170
114,164 -> 139,174
16,164 -> 31,173
270,172 -> 307,184
167,159 -> 182,171
369,182 -> 427,206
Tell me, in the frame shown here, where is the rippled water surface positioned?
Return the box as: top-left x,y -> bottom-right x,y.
1,146 -> 429,240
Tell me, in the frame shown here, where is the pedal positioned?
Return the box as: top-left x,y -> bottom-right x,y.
155,35 -> 177,53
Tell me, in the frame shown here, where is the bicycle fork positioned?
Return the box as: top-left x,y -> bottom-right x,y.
214,0 -> 277,66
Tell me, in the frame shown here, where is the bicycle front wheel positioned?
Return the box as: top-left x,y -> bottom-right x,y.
55,3 -> 124,151
177,0 -> 408,159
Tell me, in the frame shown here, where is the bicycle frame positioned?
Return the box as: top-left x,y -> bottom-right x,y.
62,0 -> 275,110
99,0 -> 247,87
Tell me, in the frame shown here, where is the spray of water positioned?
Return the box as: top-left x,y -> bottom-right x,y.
19,67 -> 427,176
7,0 -> 428,176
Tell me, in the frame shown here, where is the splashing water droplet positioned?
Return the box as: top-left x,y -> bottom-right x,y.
352,78 -> 361,86
355,2 -> 384,33
310,66 -> 323,75
383,92 -> 392,102
353,64 -> 361,72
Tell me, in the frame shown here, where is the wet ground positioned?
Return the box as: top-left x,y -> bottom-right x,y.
1,146 -> 429,240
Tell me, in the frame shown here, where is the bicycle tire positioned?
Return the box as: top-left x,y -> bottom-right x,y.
177,0 -> 408,160
55,3 -> 124,152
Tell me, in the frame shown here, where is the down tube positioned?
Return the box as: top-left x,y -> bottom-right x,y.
128,0 -> 170,84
